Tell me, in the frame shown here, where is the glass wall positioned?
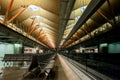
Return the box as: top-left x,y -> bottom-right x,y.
0,43 -> 14,72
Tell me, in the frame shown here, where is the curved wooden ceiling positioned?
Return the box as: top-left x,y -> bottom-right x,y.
0,0 -> 118,50
0,0 -> 60,48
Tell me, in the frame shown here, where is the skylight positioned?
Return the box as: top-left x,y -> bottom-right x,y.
79,6 -> 87,12
30,16 -> 42,19
28,5 -> 40,11
75,16 -> 80,20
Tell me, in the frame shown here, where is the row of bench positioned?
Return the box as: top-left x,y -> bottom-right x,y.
3,54 -> 35,62
23,53 -> 56,79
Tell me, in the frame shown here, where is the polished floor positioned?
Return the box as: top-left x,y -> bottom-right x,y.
1,55 -> 81,80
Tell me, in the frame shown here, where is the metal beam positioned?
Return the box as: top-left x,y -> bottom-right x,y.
57,0 -> 76,47
8,8 -> 26,23
28,18 -> 36,32
28,27 -> 39,35
10,6 -> 21,13
97,10 -> 113,25
36,29 -> 43,40
4,0 -> 14,24
61,0 -> 106,48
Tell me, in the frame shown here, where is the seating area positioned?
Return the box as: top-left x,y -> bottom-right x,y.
1,53 -> 56,79
23,53 -> 56,79
2,54 -> 34,62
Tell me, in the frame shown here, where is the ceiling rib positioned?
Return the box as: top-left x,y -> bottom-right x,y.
28,18 -> 36,33
61,0 -> 106,48
97,10 -> 113,25
10,6 -> 21,13
8,8 -> 26,23
57,0 -> 76,48
4,0 -> 14,24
